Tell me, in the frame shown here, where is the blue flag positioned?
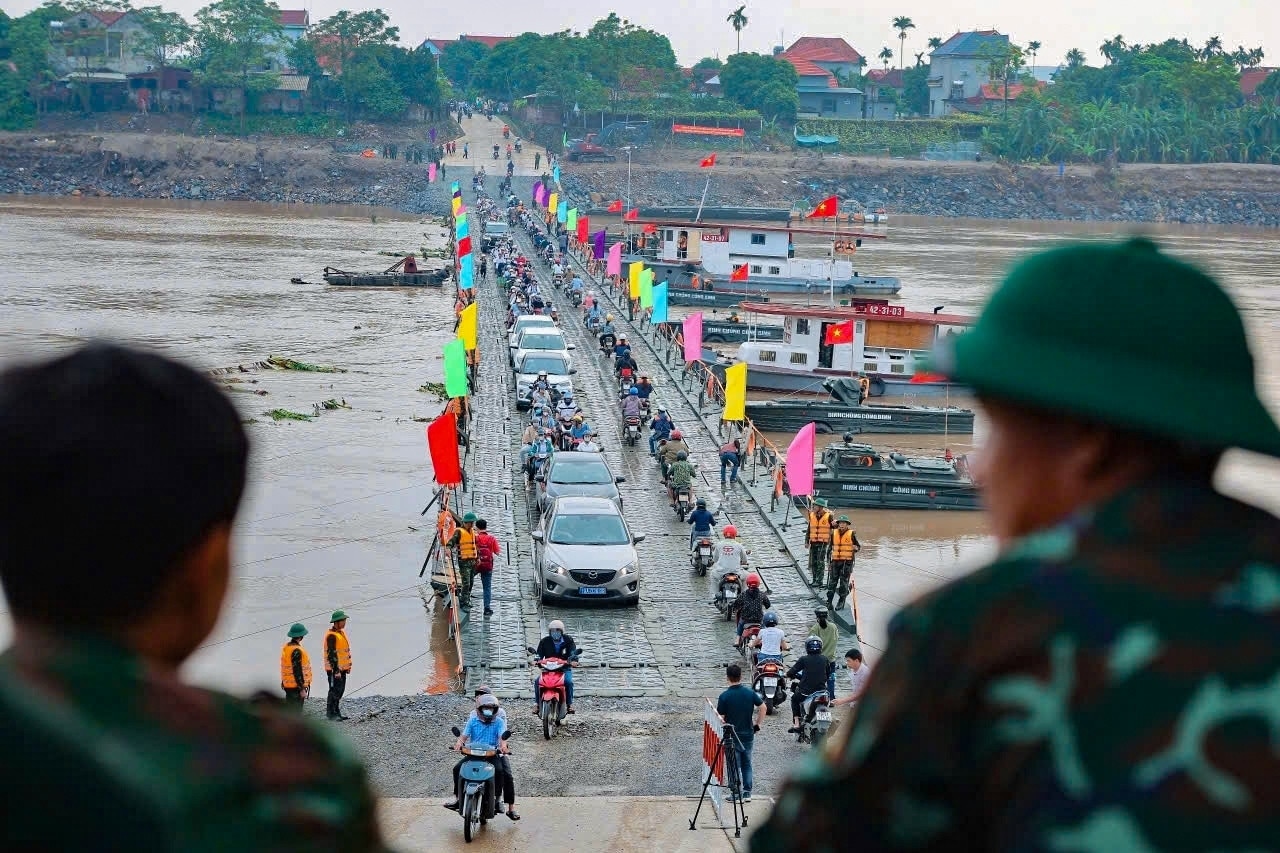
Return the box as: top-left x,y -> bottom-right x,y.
651,282 -> 669,323
557,203 -> 568,224
552,165 -> 561,184
459,254 -> 474,290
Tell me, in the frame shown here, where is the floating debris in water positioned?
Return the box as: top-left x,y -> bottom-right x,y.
224,384 -> 269,396
315,398 -> 351,413
242,417 -> 260,425
409,415 -> 431,423
266,408 -> 313,422
267,356 -> 347,373
417,382 -> 448,398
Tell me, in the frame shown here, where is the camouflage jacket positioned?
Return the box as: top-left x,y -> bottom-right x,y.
2,633 -> 390,852
752,476 -> 1280,851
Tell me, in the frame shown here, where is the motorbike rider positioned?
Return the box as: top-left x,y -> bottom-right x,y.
528,385 -> 552,414
732,572 -> 770,646
555,391 -> 579,423
649,407 -> 675,456
599,314 -> 617,338
519,420 -> 539,468
620,386 -> 643,431
583,290 -> 596,315
666,450 -> 696,507
634,374 -> 655,400
613,337 -> 632,360
569,275 -> 584,296
687,497 -> 716,549
532,620 -> 578,715
445,693 -> 519,820
615,347 -> 638,378
532,406 -> 557,433
530,370 -> 552,395
787,637 -> 835,735
568,414 -> 593,443
585,302 -> 603,329
659,430 -> 690,479
526,429 -> 555,479
576,433 -> 601,453
749,610 -> 790,668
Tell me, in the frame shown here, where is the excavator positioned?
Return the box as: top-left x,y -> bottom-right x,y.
564,133 -> 617,163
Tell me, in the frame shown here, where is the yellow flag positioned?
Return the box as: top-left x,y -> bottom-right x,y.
549,192 -> 559,215
451,195 -> 462,215
458,302 -> 478,351
722,362 -> 747,421
629,261 -> 644,299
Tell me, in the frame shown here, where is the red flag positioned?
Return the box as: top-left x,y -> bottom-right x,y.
625,208 -> 639,221
808,195 -> 839,218
642,223 -> 657,234
577,215 -> 589,242
700,153 -> 717,168
425,412 -> 462,486
607,199 -> 623,213
910,371 -> 947,384
730,264 -> 748,282
457,236 -> 472,257
823,320 -> 854,345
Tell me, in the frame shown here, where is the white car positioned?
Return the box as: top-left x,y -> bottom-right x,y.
515,351 -> 574,410
511,328 -> 574,372
508,315 -> 557,350
532,496 -> 643,605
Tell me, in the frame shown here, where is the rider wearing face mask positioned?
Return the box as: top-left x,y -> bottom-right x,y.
533,620 -> 578,715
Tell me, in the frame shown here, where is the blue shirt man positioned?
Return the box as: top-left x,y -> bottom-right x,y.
649,411 -> 675,455
586,305 -> 603,326
687,504 -> 716,548
570,276 -> 584,292
462,713 -> 507,749
716,664 -> 764,802
570,421 -> 592,440
634,378 -> 654,400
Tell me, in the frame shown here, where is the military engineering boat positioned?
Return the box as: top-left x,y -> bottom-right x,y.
747,379 -> 975,434
808,440 -> 981,510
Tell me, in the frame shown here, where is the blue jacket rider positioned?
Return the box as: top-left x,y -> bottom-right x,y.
687,500 -> 716,548
649,409 -> 675,455
620,389 -> 643,419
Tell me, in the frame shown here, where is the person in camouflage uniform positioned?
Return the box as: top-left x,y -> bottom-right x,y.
752,238 -> 1280,851
0,344 -> 388,851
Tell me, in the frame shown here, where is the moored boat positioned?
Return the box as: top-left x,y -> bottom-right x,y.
734,300 -> 972,397
807,440 -> 981,510
746,378 -> 974,434
323,256 -> 448,287
658,319 -> 783,344
666,286 -> 770,308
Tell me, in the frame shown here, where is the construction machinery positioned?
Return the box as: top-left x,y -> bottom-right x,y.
565,133 -> 617,163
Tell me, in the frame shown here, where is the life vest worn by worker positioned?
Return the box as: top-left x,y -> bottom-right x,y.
831,529 -> 858,562
456,526 -> 478,560
807,509 -> 833,544
280,643 -> 312,689
323,629 -> 352,672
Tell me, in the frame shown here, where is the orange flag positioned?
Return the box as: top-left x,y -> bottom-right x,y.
730,264 -> 748,282
700,153 -> 717,168
808,195 -> 839,218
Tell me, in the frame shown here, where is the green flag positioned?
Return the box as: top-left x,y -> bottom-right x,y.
562,129 -> 568,147
443,338 -> 470,398
639,268 -> 655,309
567,208 -> 578,231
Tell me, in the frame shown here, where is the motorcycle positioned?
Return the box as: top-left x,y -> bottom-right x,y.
599,333 -> 617,355
793,688 -> 833,745
713,572 -> 739,621
449,726 -> 512,843
753,658 -> 787,715
570,289 -> 583,307
618,370 -> 635,395
624,416 -> 641,447
526,451 -> 549,486
674,486 -> 693,521
528,646 -> 582,740
738,622 -> 761,653
492,147 -> 500,160
691,536 -> 715,576
638,399 -> 651,425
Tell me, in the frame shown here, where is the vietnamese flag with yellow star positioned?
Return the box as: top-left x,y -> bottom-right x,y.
823,320 -> 854,345
807,196 -> 839,218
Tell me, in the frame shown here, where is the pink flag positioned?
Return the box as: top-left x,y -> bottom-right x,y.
606,242 -> 622,277
784,422 -> 817,497
428,162 -> 437,183
682,312 -> 703,363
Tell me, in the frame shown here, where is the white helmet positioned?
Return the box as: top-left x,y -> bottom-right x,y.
548,619 -> 565,632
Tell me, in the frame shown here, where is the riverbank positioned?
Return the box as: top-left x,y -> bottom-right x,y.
561,149 -> 1280,227
0,130 -> 457,214
4,130 -> 1280,227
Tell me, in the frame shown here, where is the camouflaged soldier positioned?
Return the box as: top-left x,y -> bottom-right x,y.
753,238 -> 1280,851
0,344 -> 388,851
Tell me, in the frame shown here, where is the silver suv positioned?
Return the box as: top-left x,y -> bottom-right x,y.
533,496 -> 643,606
537,451 -> 624,510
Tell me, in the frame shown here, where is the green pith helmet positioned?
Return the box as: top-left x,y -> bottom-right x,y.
938,237 -> 1280,457
330,610 -> 348,623
837,516 -> 851,524
812,498 -> 829,508
287,623 -> 308,638
463,512 -> 478,522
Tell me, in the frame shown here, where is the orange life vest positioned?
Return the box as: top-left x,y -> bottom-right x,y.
456,526 -> 478,560
324,629 -> 352,672
808,510 -> 832,544
831,529 -> 858,562
280,643 -> 312,689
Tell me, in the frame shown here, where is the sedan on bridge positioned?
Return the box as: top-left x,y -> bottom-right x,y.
537,451 -> 624,511
533,496 -> 643,606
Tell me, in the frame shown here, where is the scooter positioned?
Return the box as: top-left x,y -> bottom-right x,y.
570,289 -> 583,307
526,451 -> 549,486
691,536 -> 715,576
752,658 -> 787,715
528,646 -> 582,740
449,727 -> 512,843
598,332 -> 617,355
624,416 -> 642,447
713,573 -> 739,621
674,485 -> 693,521
618,370 -> 635,395
793,688 -> 833,745
738,622 -> 761,654
638,399 -> 651,425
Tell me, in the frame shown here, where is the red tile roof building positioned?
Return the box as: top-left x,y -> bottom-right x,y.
1241,67 -> 1280,102
783,36 -> 863,65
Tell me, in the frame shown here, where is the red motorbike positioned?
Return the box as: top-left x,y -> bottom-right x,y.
528,645 -> 582,740
752,657 -> 787,714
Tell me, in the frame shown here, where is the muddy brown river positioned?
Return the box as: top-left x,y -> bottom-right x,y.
0,196 -> 1276,696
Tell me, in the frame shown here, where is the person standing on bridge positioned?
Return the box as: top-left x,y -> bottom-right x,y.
826,516 -> 861,612
324,611 -> 353,721
751,237 -> 1280,852
474,519 -> 500,617
806,607 -> 839,700
805,499 -> 834,587
447,512 -> 480,610
280,623 -> 311,710
717,663 -> 766,803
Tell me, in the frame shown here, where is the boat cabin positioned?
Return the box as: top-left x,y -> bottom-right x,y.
735,300 -> 970,379
815,442 -> 963,477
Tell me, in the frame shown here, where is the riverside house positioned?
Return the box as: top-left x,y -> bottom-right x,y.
926,30 -> 1010,116
781,37 -> 865,120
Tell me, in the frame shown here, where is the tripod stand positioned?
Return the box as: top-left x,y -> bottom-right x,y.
689,724 -> 747,837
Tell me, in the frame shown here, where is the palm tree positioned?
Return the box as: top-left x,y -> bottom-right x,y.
1065,48 -> 1086,69
878,46 -> 894,70
928,36 -> 943,51
726,5 -> 748,55
1201,36 -> 1222,60
1100,35 -> 1127,64
892,16 -> 915,70
1027,40 -> 1041,69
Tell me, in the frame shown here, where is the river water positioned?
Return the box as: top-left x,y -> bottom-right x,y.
0,196 -> 1276,695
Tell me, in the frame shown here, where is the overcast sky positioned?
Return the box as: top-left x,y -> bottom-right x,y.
7,0 -> 1276,70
